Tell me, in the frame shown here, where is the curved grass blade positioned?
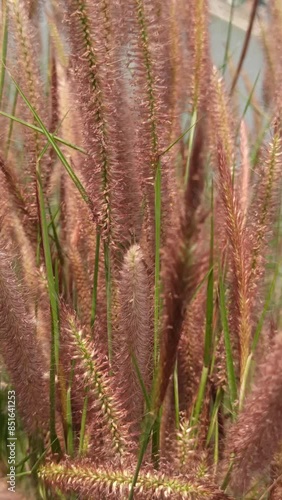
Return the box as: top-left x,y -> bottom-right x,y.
219,276 -> 237,413
5,70 -> 89,203
0,110 -> 86,154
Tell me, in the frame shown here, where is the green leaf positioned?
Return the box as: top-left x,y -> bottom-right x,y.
5,70 -> 89,203
219,276 -> 237,411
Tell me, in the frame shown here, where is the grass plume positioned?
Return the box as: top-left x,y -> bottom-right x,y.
116,244 -> 152,430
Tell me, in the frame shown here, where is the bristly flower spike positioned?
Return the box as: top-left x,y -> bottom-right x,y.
0,245 -> 50,435
116,244 -> 152,431
39,459 -> 231,499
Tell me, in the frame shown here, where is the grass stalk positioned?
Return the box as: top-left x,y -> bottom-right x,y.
219,276 -> 237,413
222,0 -> 236,74
153,161 -> 161,369
36,151 -> 61,453
184,108 -> 198,187
191,185 -> 214,429
230,0 -> 260,95
66,363 -> 75,457
104,242 -> 112,367
79,394 -> 89,456
132,353 -> 151,412
192,366 -> 209,428
173,360 -> 180,430
5,87 -> 18,164
238,352 -> 252,411
90,231 -> 101,330
128,412 -> 156,500
206,387 -> 223,445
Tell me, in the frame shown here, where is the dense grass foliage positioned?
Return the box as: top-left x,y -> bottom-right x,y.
0,0 -> 282,498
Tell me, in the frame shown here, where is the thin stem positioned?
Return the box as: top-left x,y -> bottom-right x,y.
90,231 -> 101,330
222,0 -> 236,74
153,161 -> 161,369
104,242 -> 112,366
230,0 -> 260,95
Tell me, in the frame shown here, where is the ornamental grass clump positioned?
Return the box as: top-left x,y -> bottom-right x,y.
0,0 -> 282,498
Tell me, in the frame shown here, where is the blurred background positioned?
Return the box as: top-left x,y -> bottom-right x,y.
210,0 -> 268,130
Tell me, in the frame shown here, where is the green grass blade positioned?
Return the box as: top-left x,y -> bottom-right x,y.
192,365 -> 209,428
184,108 -> 197,187
36,144 -> 61,454
236,71 -> 261,138
90,231 -> 101,329
79,393 -> 89,456
15,440 -> 56,478
154,161 -> 161,369
5,88 -> 18,159
191,266 -> 214,302
47,203 -> 64,268
151,409 -> 161,467
204,185 -> 214,367
251,118 -> 271,167
5,71 -> 89,202
132,353 -> 151,412
128,412 -> 156,500
206,387 -> 223,445
152,160 -> 162,465
238,352 -> 252,411
221,458 -> 234,491
66,363 -> 75,457
204,268 -> 214,366
214,414 -> 219,468
104,242 -> 112,366
0,109 -> 86,154
173,359 -> 180,430
160,117 -> 202,157
219,276 -> 237,411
